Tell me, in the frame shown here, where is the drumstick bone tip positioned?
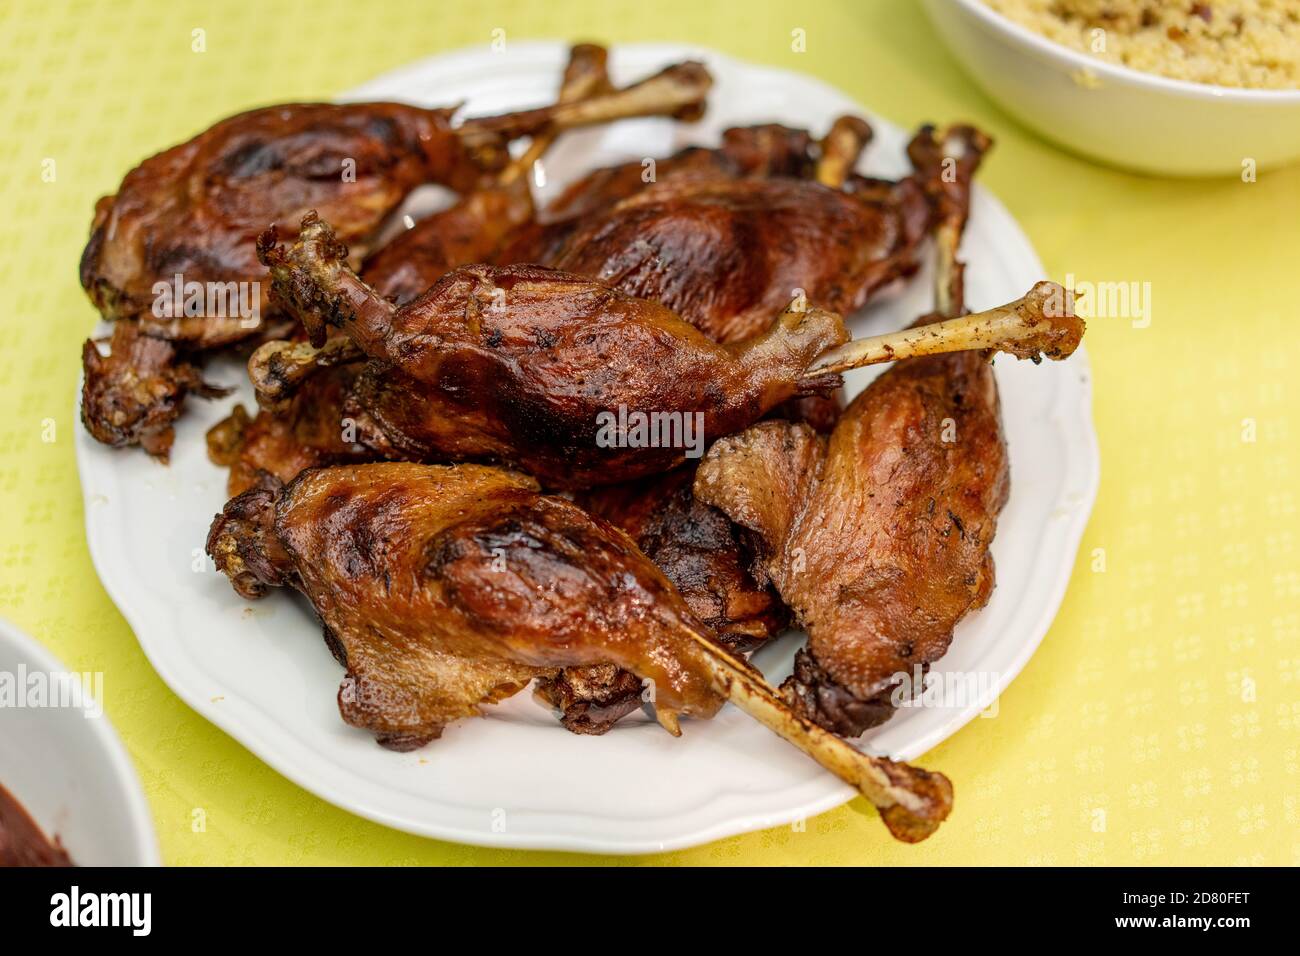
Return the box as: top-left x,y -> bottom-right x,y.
803,280 -> 1083,377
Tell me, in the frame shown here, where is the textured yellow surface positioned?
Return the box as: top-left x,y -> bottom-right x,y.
0,0 -> 1295,866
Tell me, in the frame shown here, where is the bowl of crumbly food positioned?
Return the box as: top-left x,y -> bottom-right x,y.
923,0 -> 1300,176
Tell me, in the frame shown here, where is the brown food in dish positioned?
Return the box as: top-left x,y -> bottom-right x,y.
536,465 -> 790,734
206,461 -> 955,842
696,127 -> 1084,737
206,364 -> 369,497
0,782 -> 73,867
496,121 -> 821,266
536,121 -> 948,346
257,214 -> 848,489
361,47 -> 709,306
543,173 -> 929,344
206,462 -> 728,746
695,348 -> 1011,736
79,55 -> 712,457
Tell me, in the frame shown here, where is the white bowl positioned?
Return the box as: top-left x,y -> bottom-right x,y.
0,617 -> 159,866
923,0 -> 1300,176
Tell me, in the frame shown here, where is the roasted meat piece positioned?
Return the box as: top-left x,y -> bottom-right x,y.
257,214 -> 848,489
206,461 -> 955,841
206,364 -> 369,497
81,322 -> 228,460
532,119 -> 958,346
694,128 -> 1085,736
360,48 -> 714,305
696,350 -> 1012,736
496,121 -> 823,266
80,102 -> 495,343
79,55 -> 712,456
535,464 -> 789,735
580,467 -> 787,650
543,172 -> 927,344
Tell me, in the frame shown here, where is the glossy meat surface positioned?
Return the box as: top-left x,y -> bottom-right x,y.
262,216 -> 848,488
695,346 -> 1009,736
580,467 -> 786,649
535,465 -> 789,734
362,172 -> 535,307
494,123 -> 819,270
545,174 -> 929,343
80,102 -> 479,347
206,462 -> 726,747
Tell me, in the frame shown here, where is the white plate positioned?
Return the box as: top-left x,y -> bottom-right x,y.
0,616 -> 160,865
75,43 -> 1099,854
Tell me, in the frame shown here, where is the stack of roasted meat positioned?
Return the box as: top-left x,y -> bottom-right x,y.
78,45 -> 1083,843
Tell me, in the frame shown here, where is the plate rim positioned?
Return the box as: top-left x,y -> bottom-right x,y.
75,41 -> 1100,854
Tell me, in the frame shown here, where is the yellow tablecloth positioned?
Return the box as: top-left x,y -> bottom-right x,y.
0,0 -> 1294,865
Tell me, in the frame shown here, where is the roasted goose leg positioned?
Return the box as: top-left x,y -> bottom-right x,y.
80,59 -> 711,456
255,214 -> 849,487
206,461 -> 953,842
256,211 -> 1076,488
209,45 -> 619,494
696,129 -> 1084,736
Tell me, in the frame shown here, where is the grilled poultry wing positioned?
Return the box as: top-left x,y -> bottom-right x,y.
206,461 -> 955,842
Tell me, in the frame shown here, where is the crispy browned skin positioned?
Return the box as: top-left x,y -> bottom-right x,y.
550,123 -> 817,217
695,344 -> 1009,736
498,122 -> 847,431
205,462 -> 726,748
536,465 -> 789,734
81,322 -> 228,460
76,101 -> 500,458
362,187 -> 533,307
259,215 -> 847,489
543,173 -> 927,344
580,466 -> 787,649
528,120 -> 937,348
692,123 -> 1011,736
372,124 -> 818,306
206,364 -> 370,497
532,663 -> 647,736
80,102 -> 489,344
